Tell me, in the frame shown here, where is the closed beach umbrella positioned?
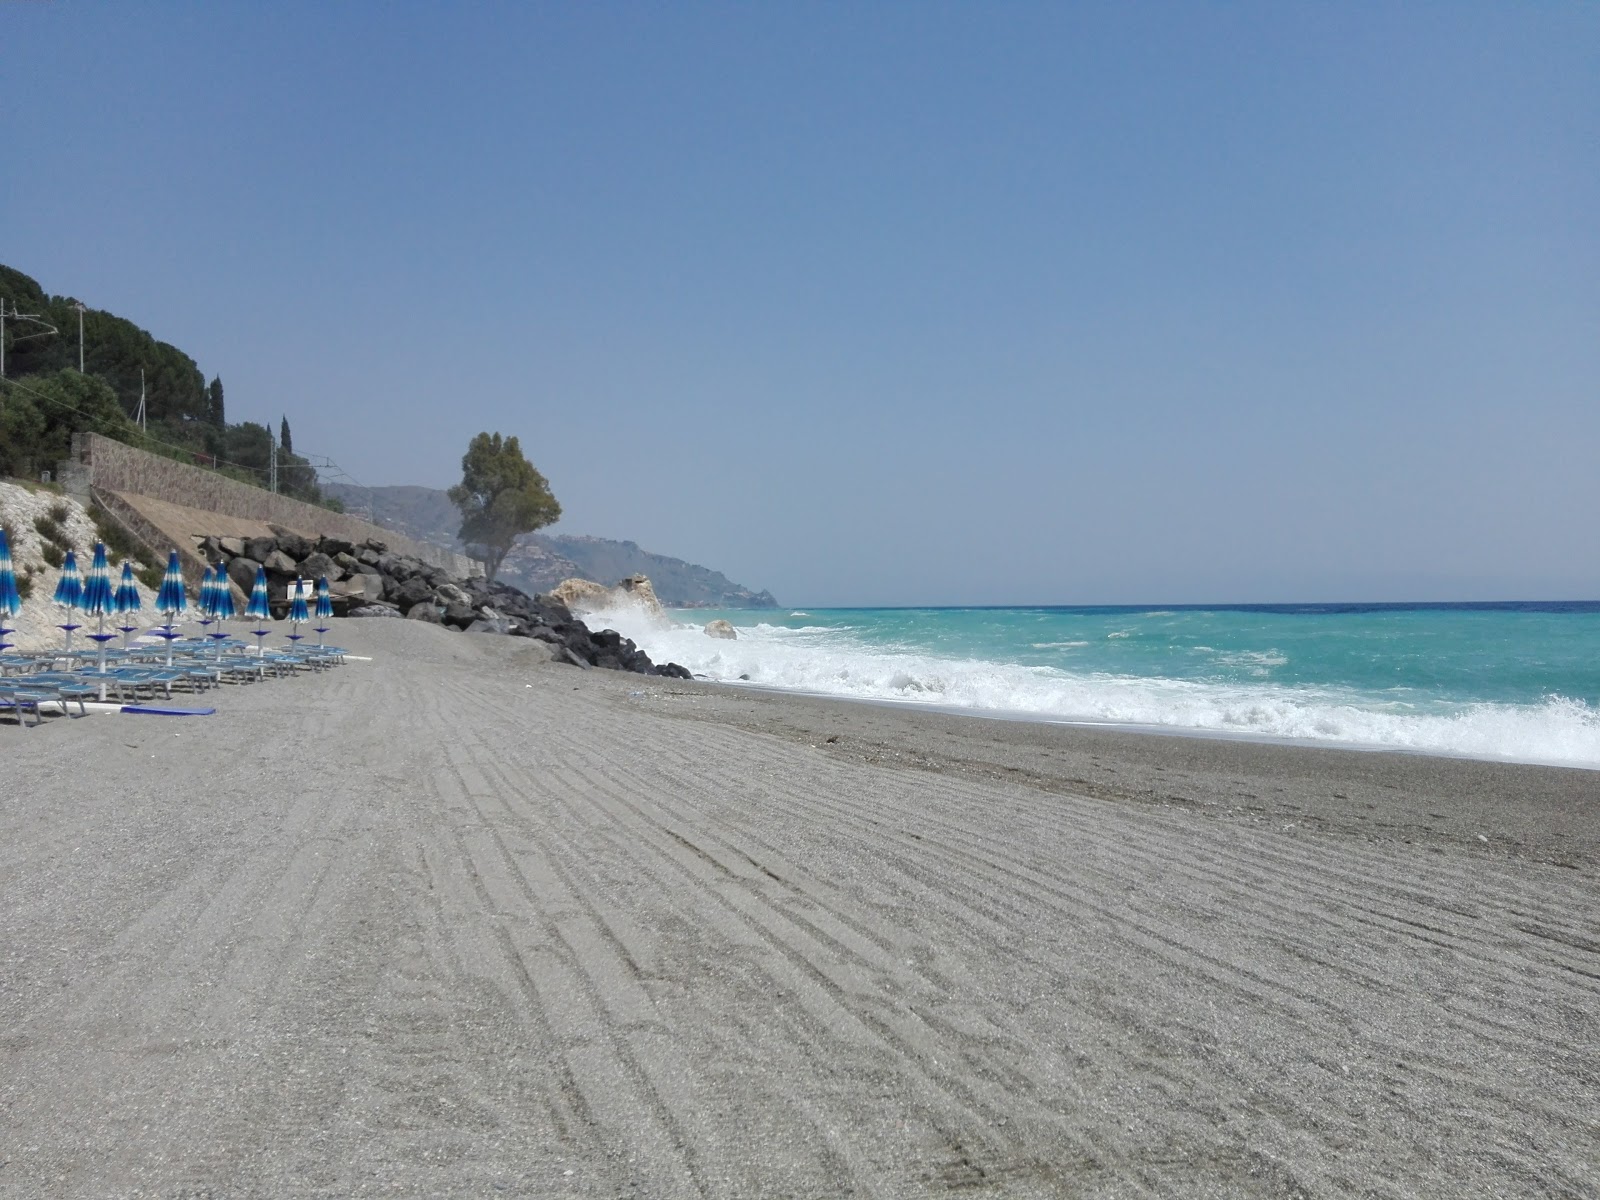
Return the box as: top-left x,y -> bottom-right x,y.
154,550 -> 188,666
0,528 -> 20,654
53,548 -> 84,651
199,565 -> 217,617
82,542 -> 118,684
286,578 -> 309,645
114,560 -> 143,648
314,575 -> 332,646
209,561 -> 236,650
196,565 -> 218,646
246,565 -> 271,654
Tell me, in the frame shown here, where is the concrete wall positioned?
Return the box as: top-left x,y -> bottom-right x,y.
70,433 -> 472,576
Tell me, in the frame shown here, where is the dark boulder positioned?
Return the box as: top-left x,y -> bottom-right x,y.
298,551 -> 340,582
441,602 -> 478,629
244,536 -> 277,563
227,556 -> 261,593
274,530 -> 314,561
317,536 -> 355,557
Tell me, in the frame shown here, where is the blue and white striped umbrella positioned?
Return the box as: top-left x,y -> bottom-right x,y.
54,548 -> 84,651
211,564 -> 236,621
0,528 -> 19,653
83,543 -> 115,617
114,560 -> 142,648
207,561 -> 236,651
314,575 -> 332,646
82,543 -> 118,682
155,550 -> 187,617
154,550 -> 188,665
286,578 -> 309,645
246,565 -> 271,654
245,566 -> 271,620
198,565 -> 218,617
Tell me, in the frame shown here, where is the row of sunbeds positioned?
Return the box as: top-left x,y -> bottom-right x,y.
0,637 -> 348,727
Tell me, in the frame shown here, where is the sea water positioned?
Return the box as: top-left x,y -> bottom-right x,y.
586,602 -> 1600,769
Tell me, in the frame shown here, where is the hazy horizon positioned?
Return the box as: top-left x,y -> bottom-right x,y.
7,3 -> 1596,607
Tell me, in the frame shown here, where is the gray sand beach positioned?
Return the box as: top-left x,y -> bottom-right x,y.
2,619 -> 1596,1197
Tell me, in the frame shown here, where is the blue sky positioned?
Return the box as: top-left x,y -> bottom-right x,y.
6,2 -> 1596,605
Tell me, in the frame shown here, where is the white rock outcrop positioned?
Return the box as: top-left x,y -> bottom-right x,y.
704,619 -> 737,640
551,574 -> 667,621
0,482 -> 160,651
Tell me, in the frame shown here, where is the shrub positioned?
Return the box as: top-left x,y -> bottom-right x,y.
89,502 -> 152,570
136,564 -> 164,592
34,514 -> 66,547
41,542 -> 63,568
47,501 -> 70,525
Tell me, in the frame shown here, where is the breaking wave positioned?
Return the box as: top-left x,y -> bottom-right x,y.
579,604 -> 1600,769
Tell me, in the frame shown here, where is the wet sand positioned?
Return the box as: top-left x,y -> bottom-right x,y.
2,619 -> 1596,1197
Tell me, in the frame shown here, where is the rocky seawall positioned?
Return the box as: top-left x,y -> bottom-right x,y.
199,529 -> 689,678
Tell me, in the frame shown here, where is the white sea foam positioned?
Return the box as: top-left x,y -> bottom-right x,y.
585,605 -> 1600,769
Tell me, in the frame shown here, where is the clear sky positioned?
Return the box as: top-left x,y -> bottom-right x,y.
6,2 -> 1596,605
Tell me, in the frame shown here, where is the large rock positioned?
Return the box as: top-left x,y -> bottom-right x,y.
705,619 -> 737,640
298,551 -> 340,582
333,551 -> 364,576
407,600 -> 443,623
227,556 -> 262,593
317,536 -> 355,557
218,536 -> 245,558
244,536 -> 278,563
617,575 -> 665,619
270,528 -> 314,561
550,578 -> 617,614
393,576 -> 434,608
434,582 -> 471,606
262,549 -> 298,576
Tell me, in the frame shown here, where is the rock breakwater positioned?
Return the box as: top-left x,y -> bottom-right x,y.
198,528 -> 690,677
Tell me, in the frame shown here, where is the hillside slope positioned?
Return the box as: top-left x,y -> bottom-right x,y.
324,482 -> 777,608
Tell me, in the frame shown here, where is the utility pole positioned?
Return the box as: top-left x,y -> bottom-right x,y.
135,368 -> 147,431
72,302 -> 86,371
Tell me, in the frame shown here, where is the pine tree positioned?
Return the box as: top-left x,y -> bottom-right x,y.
208,377 -> 225,426
280,415 -> 293,455
448,432 -> 561,583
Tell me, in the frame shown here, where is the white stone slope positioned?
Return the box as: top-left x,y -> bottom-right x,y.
0,481 -> 161,652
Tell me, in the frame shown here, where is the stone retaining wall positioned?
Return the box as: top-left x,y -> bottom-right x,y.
69,433 -> 472,576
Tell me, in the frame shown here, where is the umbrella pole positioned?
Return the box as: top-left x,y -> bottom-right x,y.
96,613 -> 109,701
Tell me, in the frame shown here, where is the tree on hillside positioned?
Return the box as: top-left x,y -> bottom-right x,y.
0,370 -> 143,480
280,415 -> 293,455
208,377 -> 225,426
447,432 -> 561,583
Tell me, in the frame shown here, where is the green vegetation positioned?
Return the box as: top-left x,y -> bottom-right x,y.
89,499 -> 159,573
448,432 -> 561,584
1,263 -> 333,505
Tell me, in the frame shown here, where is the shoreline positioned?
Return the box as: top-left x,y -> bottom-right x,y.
4,619 -> 1596,1195
700,675 -> 1600,773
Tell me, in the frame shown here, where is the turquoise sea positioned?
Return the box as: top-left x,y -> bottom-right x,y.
594,602 -> 1600,769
